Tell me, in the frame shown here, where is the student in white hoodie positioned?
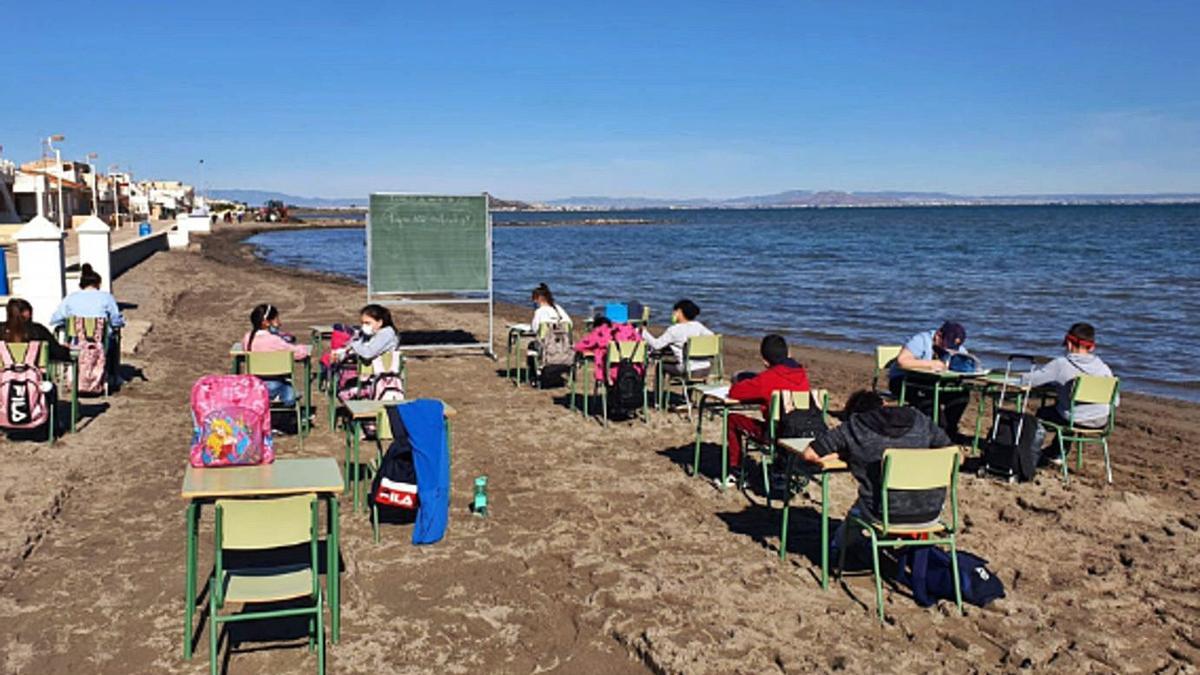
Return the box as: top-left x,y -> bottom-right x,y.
643,299 -> 714,378
529,283 -> 571,334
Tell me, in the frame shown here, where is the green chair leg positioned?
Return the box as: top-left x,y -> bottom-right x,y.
948,536 -> 964,616
821,473 -> 831,590
208,585 -> 220,675
868,529 -> 885,622
692,400 -> 705,477
1102,438 -> 1113,483
316,589 -> 326,674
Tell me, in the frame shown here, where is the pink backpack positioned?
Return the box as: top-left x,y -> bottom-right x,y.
0,342 -> 49,429
71,317 -> 107,395
189,374 -> 274,467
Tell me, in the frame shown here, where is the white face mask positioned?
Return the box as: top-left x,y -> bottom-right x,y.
361,323 -> 375,336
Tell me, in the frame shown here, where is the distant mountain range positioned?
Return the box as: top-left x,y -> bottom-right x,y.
542,190 -> 1200,209
211,188 -> 1200,211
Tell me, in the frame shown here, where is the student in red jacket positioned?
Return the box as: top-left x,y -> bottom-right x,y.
724,334 -> 811,487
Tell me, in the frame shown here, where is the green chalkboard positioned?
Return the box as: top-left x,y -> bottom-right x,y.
368,194 -> 490,294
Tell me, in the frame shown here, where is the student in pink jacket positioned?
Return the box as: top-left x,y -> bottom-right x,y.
573,315 -> 644,383
242,303 -> 310,404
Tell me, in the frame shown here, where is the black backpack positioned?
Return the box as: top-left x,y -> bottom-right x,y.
983,410 -> 1044,483
895,547 -> 1006,608
609,341 -> 644,413
370,412 -> 419,510
778,408 -> 828,438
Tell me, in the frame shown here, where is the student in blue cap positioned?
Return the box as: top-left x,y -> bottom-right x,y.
888,321 -> 970,437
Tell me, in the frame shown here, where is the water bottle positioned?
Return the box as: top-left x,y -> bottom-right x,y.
473,475 -> 488,517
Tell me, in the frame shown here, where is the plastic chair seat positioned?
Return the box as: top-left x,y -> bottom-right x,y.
222,566 -> 314,604
862,517 -> 946,535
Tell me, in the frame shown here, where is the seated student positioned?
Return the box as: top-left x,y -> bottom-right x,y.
242,303 -> 310,405
0,298 -> 71,362
49,264 -> 126,330
799,390 -> 952,536
888,321 -> 970,437
722,334 -> 811,488
573,315 -> 643,384
529,283 -> 571,334
1021,322 -> 1117,429
333,304 -> 400,363
642,299 -> 713,378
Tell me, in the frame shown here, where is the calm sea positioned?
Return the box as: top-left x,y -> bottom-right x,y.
247,205 -> 1200,402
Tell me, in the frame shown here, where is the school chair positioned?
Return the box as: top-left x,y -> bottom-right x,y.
1037,374 -> 1120,484
61,316 -> 119,396
873,345 -> 902,399
247,351 -> 308,447
658,334 -> 724,418
368,403 -> 453,543
739,388 -> 829,505
356,350 -> 407,398
835,446 -> 963,623
599,340 -> 650,427
527,320 -> 573,388
209,494 -> 325,674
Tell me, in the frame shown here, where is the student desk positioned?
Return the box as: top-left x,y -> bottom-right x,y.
777,438 -> 849,590
229,343 -> 315,425
180,457 -> 344,659
691,384 -> 760,491
505,323 -> 536,386
340,399 -> 457,512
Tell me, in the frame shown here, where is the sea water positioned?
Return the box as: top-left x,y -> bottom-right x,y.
247,204 -> 1200,401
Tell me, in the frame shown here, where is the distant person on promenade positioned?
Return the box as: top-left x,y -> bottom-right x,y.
723,334 -> 811,488
242,303 -> 310,405
1021,322 -> 1117,428
797,390 -> 952,546
641,299 -> 713,379
49,264 -> 126,330
889,321 -> 970,438
0,298 -> 71,362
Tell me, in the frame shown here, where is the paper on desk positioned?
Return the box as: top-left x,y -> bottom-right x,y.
701,384 -> 730,399
508,323 -> 532,333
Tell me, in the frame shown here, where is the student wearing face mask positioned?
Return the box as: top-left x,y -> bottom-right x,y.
242,303 -> 310,405
334,304 -> 400,362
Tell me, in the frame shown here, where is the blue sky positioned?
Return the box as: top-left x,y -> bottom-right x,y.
2,1 -> 1197,199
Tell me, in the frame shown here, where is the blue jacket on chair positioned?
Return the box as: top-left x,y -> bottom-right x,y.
387,399 -> 449,545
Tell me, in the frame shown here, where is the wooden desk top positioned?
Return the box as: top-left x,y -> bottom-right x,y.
342,399 -> 458,419
181,457 -> 344,499
309,325 -> 336,335
778,437 -> 849,472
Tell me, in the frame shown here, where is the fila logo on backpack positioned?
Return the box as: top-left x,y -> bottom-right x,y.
0,342 -> 49,429
71,317 -> 108,395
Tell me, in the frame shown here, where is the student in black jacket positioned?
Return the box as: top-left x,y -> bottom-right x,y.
799,389 -> 953,534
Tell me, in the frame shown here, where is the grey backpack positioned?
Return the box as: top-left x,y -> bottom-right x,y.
539,321 -> 574,368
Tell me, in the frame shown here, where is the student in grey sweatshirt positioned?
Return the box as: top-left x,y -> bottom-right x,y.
1021,322 -> 1116,428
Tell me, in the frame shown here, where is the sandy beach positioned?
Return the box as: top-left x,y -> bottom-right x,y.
0,222 -> 1197,674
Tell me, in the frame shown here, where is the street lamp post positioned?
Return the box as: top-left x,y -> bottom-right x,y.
45,135 -> 66,230
109,164 -> 121,229
86,152 -> 98,215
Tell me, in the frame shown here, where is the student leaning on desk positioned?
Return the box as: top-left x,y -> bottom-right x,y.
888,321 -> 971,437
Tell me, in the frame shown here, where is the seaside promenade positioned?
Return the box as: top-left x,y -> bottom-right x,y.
0,224 -> 1196,673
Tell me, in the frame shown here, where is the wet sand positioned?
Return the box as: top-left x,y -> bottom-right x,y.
0,222 -> 1197,673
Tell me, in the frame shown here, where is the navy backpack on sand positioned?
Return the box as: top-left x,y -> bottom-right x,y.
895,547 -> 1006,608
